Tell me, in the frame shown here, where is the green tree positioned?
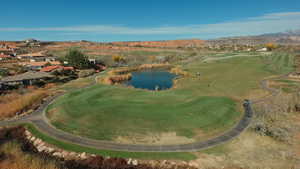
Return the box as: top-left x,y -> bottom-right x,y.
65,49 -> 90,69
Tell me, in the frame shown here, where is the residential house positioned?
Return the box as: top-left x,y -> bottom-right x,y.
257,47 -> 268,52
25,39 -> 39,43
88,58 -> 96,64
0,53 -> 12,61
20,61 -> 61,71
40,65 -> 74,72
0,44 -> 18,55
29,57 -> 56,62
24,38 -> 40,47
17,51 -> 47,59
0,47 -> 12,55
0,71 -> 53,88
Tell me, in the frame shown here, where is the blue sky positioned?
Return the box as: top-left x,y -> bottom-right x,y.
0,0 -> 300,41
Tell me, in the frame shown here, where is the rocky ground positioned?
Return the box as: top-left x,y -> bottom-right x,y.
0,126 -> 199,169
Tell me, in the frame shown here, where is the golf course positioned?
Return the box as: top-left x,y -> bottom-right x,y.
46,52 -> 292,145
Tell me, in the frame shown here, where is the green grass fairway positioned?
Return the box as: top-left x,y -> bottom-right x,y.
48,88 -> 240,141
47,53 -> 293,144
262,52 -> 295,74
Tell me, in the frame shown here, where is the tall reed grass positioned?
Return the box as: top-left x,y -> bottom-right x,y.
0,89 -> 48,119
98,63 -> 171,85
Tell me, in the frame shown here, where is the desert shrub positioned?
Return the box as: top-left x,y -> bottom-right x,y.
251,120 -> 291,142
251,93 -> 300,142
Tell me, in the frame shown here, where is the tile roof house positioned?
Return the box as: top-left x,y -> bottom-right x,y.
17,51 -> 47,59
0,71 -> 53,87
20,61 -> 61,70
40,66 -> 74,72
0,48 -> 13,55
30,56 -> 56,62
0,44 -> 18,55
0,53 -> 12,60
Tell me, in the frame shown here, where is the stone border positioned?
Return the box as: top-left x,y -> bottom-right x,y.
0,126 -> 197,169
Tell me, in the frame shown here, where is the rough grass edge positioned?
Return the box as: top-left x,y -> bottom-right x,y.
22,123 -> 196,161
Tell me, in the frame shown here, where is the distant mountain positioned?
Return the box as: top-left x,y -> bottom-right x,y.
112,39 -> 205,48
287,29 -> 300,35
206,30 -> 300,46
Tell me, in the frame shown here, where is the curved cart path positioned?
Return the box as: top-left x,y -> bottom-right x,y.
0,74 -> 285,152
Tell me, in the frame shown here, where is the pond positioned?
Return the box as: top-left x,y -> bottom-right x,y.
125,70 -> 177,90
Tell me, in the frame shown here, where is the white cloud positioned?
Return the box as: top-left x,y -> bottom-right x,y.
0,12 -> 299,38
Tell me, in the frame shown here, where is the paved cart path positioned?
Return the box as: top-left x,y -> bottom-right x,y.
0,74 -> 285,152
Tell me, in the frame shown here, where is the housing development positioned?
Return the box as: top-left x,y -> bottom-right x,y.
0,1 -> 300,169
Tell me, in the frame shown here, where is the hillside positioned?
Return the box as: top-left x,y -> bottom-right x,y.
206,30 -> 300,46
112,39 -> 205,48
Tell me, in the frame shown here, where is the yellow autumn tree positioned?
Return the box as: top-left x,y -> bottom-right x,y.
265,43 -> 277,51
112,55 -> 125,63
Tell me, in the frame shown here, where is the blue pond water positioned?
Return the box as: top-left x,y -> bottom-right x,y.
125,70 -> 177,90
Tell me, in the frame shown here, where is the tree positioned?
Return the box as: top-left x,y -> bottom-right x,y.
64,49 -> 90,69
112,55 -> 125,64
265,43 -> 277,51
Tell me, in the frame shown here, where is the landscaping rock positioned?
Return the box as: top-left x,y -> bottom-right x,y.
132,159 -> 138,166
37,145 -> 47,152
61,151 -> 69,158
80,152 -> 88,160
24,130 -> 31,136
30,136 -> 36,142
33,138 -> 42,145
53,152 -> 63,158
46,147 -> 55,153
127,158 -> 132,165
68,152 -> 77,159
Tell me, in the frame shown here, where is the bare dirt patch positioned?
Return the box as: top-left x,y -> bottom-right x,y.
115,132 -> 195,145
